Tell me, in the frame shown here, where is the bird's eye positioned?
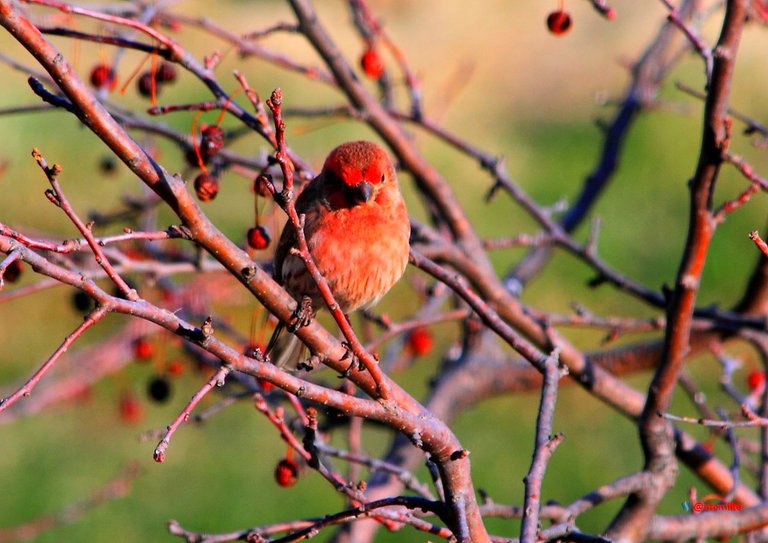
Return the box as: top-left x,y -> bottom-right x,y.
380,174 -> 385,183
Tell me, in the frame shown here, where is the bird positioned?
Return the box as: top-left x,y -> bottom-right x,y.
267,140 -> 411,368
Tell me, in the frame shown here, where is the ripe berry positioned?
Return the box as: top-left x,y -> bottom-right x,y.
156,62 -> 177,83
274,458 -> 299,487
747,370 -> 765,393
546,10 -> 572,35
4,260 -> 23,283
407,326 -> 433,357
257,378 -> 275,393
89,63 -> 117,90
72,290 -> 93,311
167,360 -> 185,377
199,125 -> 225,160
137,71 -> 157,98
119,392 -> 144,424
247,226 -> 271,250
147,376 -> 172,403
133,337 -> 153,361
193,173 -> 220,202
360,47 -> 385,80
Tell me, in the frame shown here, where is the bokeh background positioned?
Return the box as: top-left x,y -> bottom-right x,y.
1,1 -> 767,541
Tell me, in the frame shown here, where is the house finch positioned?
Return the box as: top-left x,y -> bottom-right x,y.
268,140 -> 410,368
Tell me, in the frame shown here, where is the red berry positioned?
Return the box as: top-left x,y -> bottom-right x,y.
89,63 -> 117,90
747,370 -> 765,393
156,62 -> 177,83
194,173 -> 220,202
137,71 -> 158,98
546,10 -> 572,35
247,226 -> 271,250
257,378 -> 275,393
4,260 -> 23,283
274,458 -> 299,487
360,47 -> 385,80
167,360 -> 185,377
133,337 -> 153,361
119,392 -> 144,424
407,326 -> 434,357
200,125 -> 225,160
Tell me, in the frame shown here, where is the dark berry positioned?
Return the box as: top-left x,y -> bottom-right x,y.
156,62 -> 177,83
72,290 -> 93,311
99,155 -> 117,175
360,47 -> 384,79
274,458 -> 299,487
194,173 -> 220,202
546,10 -> 572,35
4,260 -> 23,283
89,63 -> 117,91
200,125 -> 225,160
137,71 -> 157,98
147,376 -> 172,402
247,226 -> 271,250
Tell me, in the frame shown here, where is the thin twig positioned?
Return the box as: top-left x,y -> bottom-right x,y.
154,365 -> 232,463
520,350 -> 564,543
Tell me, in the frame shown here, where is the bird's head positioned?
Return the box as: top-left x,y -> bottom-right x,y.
320,141 -> 397,210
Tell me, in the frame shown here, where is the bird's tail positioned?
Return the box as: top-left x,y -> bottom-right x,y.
265,322 -> 308,369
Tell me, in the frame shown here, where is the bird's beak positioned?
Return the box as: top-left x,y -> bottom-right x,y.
347,181 -> 374,205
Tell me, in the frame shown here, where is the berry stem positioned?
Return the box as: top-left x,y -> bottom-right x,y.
190,111 -> 209,175
149,48 -> 158,106
215,87 -> 245,127
119,50 -> 151,95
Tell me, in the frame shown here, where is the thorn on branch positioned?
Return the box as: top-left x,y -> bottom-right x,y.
168,225 -> 194,240
200,316 -> 214,340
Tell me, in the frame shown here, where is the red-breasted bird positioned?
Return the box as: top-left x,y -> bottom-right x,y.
268,141 -> 410,368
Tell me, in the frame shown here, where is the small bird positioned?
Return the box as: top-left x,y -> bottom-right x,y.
268,140 -> 411,368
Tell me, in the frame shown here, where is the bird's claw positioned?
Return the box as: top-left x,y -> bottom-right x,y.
339,342 -> 363,377
288,295 -> 313,333
297,354 -> 320,372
